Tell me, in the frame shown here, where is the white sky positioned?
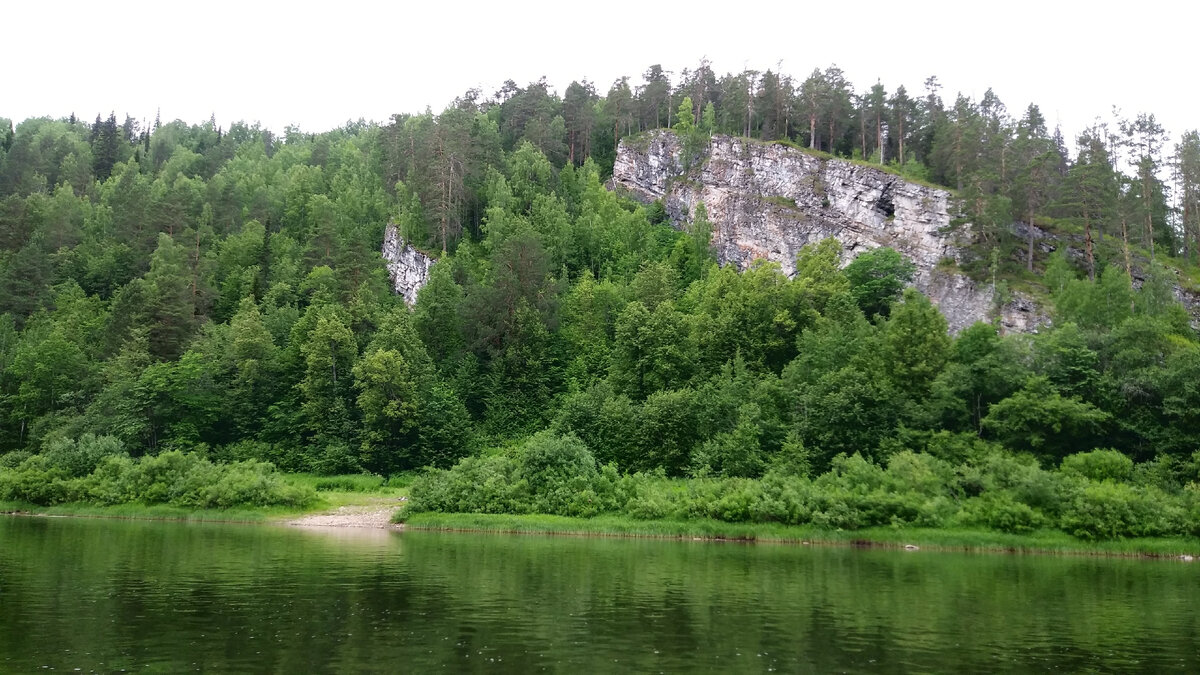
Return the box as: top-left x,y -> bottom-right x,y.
4,0 -> 1197,146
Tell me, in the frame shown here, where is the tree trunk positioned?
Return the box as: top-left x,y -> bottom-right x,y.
1084,207 -> 1095,281
745,77 -> 754,138
1185,193 -> 1195,264
1144,163 -> 1155,259
954,129 -> 962,191
1182,192 -> 1190,263
1026,206 -> 1035,272
876,113 -> 883,164
1122,216 -> 1131,275
441,176 -> 450,254
859,112 -> 866,159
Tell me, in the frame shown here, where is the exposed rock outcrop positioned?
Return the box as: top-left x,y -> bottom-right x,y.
382,224 -> 436,305
611,130 -> 1046,333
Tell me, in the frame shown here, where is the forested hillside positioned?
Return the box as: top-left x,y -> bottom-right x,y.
2,61 -> 1200,523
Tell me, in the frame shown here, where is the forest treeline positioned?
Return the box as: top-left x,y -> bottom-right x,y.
377,61 -> 1200,283
2,62 -> 1200,529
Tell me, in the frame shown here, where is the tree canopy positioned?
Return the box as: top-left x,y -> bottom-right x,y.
1,62 -> 1198,497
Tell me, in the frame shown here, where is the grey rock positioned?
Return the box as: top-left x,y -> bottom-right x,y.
382,224 -> 436,306
611,130 -> 1043,333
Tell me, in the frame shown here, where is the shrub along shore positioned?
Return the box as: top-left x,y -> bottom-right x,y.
396,431 -> 1200,556
4,498 -> 1196,559
4,430 -> 1200,558
0,437 -> 407,521
399,512 -> 1200,558
0,436 -> 315,511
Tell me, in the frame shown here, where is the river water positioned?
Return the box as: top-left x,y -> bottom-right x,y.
1,516 -> 1197,672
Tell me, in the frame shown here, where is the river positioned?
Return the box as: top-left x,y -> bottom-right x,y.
1,516 -> 1196,672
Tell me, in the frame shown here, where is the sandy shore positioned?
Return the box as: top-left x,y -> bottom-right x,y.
287,501 -> 405,529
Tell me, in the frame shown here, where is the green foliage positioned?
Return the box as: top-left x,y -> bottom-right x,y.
407,454 -> 529,514
843,247 -> 916,319
610,300 -> 695,399
0,445 -> 314,508
413,261 -> 465,365
353,349 -> 420,474
559,271 -> 623,388
882,288 -> 951,397
407,431 -> 620,518
1053,265 -> 1134,330
299,310 -> 357,442
926,322 -> 1029,432
687,261 -> 805,372
793,238 -> 850,314
982,377 -> 1110,460
406,440 -> 1200,541
768,431 -> 813,478
0,74 -> 1197,533
552,382 -> 639,468
1060,449 -> 1134,483
790,366 -> 899,470
517,431 -> 617,516
958,492 -> 1044,534
1060,482 -> 1179,540
636,387 -> 703,475
691,403 -> 767,478
673,97 -> 695,135
673,97 -> 709,165
304,474 -> 387,493
40,433 -> 125,478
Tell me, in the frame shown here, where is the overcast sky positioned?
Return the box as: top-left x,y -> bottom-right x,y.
5,0 -> 1197,145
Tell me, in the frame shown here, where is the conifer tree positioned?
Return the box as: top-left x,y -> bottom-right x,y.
1063,127 -> 1119,280
144,234 -> 195,360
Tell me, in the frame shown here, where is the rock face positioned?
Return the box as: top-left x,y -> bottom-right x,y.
382,224 -> 436,306
611,130 -> 1046,333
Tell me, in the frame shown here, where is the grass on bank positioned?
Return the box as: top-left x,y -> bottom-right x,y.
284,472 -> 411,501
398,511 -> 1200,558
0,472 -> 411,523
0,500 -> 285,523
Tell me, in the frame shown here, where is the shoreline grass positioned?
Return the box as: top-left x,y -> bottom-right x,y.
7,494 -> 1198,560
398,511 -> 1200,559
0,473 -> 410,524
0,500 -> 286,523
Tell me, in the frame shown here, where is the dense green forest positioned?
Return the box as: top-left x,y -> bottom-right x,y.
3,62 -> 1200,534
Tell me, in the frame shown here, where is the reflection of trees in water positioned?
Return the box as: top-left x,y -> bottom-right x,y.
2,519 -> 1196,672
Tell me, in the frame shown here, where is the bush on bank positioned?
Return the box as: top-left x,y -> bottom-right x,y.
405,433 -> 1200,541
0,435 -> 315,509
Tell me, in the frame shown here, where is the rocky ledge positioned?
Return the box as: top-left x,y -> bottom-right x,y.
610,130 -> 1046,333
382,224 -> 436,305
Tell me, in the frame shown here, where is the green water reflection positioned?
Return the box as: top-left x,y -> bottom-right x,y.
0,517 -> 1196,672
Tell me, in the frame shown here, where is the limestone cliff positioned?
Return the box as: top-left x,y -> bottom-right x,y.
382,224 -> 435,305
610,130 -> 1046,333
